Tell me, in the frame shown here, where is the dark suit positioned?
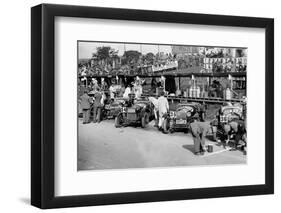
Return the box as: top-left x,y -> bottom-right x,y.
190,121 -> 210,154
80,93 -> 92,123
93,92 -> 102,123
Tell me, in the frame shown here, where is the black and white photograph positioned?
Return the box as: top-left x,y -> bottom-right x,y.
29,2 -> 274,210
77,41 -> 247,171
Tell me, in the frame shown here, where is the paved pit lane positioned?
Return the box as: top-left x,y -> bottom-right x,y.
78,119 -> 246,170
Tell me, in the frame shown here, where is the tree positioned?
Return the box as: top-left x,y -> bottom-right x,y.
122,50 -> 141,65
96,46 -> 111,60
144,52 -> 155,64
94,46 -> 119,67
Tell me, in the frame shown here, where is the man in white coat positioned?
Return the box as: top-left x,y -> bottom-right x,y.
158,91 -> 169,129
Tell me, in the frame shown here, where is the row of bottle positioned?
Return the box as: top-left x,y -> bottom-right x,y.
177,86 -> 232,99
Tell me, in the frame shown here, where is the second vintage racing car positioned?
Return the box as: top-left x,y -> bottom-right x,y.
162,102 -> 206,133
210,103 -> 246,151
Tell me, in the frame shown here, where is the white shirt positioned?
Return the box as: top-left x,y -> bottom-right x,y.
158,96 -> 169,114
123,87 -> 131,99
134,85 -> 142,99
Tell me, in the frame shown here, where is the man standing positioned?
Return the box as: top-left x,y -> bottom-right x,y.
158,91 -> 169,130
123,85 -> 131,99
93,88 -> 102,123
80,90 -> 92,124
91,78 -> 100,92
190,119 -> 211,155
109,83 -> 116,101
100,77 -> 108,91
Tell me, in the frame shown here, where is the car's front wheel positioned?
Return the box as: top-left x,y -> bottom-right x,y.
163,118 -> 170,134
141,112 -> 149,128
115,114 -> 123,128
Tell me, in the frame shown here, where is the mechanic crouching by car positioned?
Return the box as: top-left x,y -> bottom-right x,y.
190,116 -> 211,156
158,91 -> 169,131
223,120 -> 246,150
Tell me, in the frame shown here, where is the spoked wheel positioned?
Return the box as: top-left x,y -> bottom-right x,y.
141,112 -> 149,128
115,114 -> 124,128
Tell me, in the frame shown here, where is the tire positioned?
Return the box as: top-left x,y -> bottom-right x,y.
115,114 -> 123,128
163,118 -> 170,134
141,112 -> 149,128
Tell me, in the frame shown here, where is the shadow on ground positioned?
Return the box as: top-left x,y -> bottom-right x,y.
182,144 -> 195,154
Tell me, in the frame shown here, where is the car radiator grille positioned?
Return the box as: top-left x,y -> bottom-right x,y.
127,113 -> 137,120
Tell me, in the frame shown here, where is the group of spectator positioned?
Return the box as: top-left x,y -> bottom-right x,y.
202,57 -> 247,73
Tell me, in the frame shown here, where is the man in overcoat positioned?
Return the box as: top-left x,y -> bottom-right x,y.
80,90 -> 92,124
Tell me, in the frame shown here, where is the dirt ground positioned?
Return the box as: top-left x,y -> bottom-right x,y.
78,119 -> 246,171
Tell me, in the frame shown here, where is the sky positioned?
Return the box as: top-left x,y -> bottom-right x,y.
78,41 -> 172,59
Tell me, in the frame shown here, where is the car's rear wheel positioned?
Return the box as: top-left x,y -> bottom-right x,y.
115,114 -> 123,128
141,112 -> 149,128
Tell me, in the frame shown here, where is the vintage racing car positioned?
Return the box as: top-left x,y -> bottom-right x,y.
162,102 -> 206,133
115,98 -> 154,128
